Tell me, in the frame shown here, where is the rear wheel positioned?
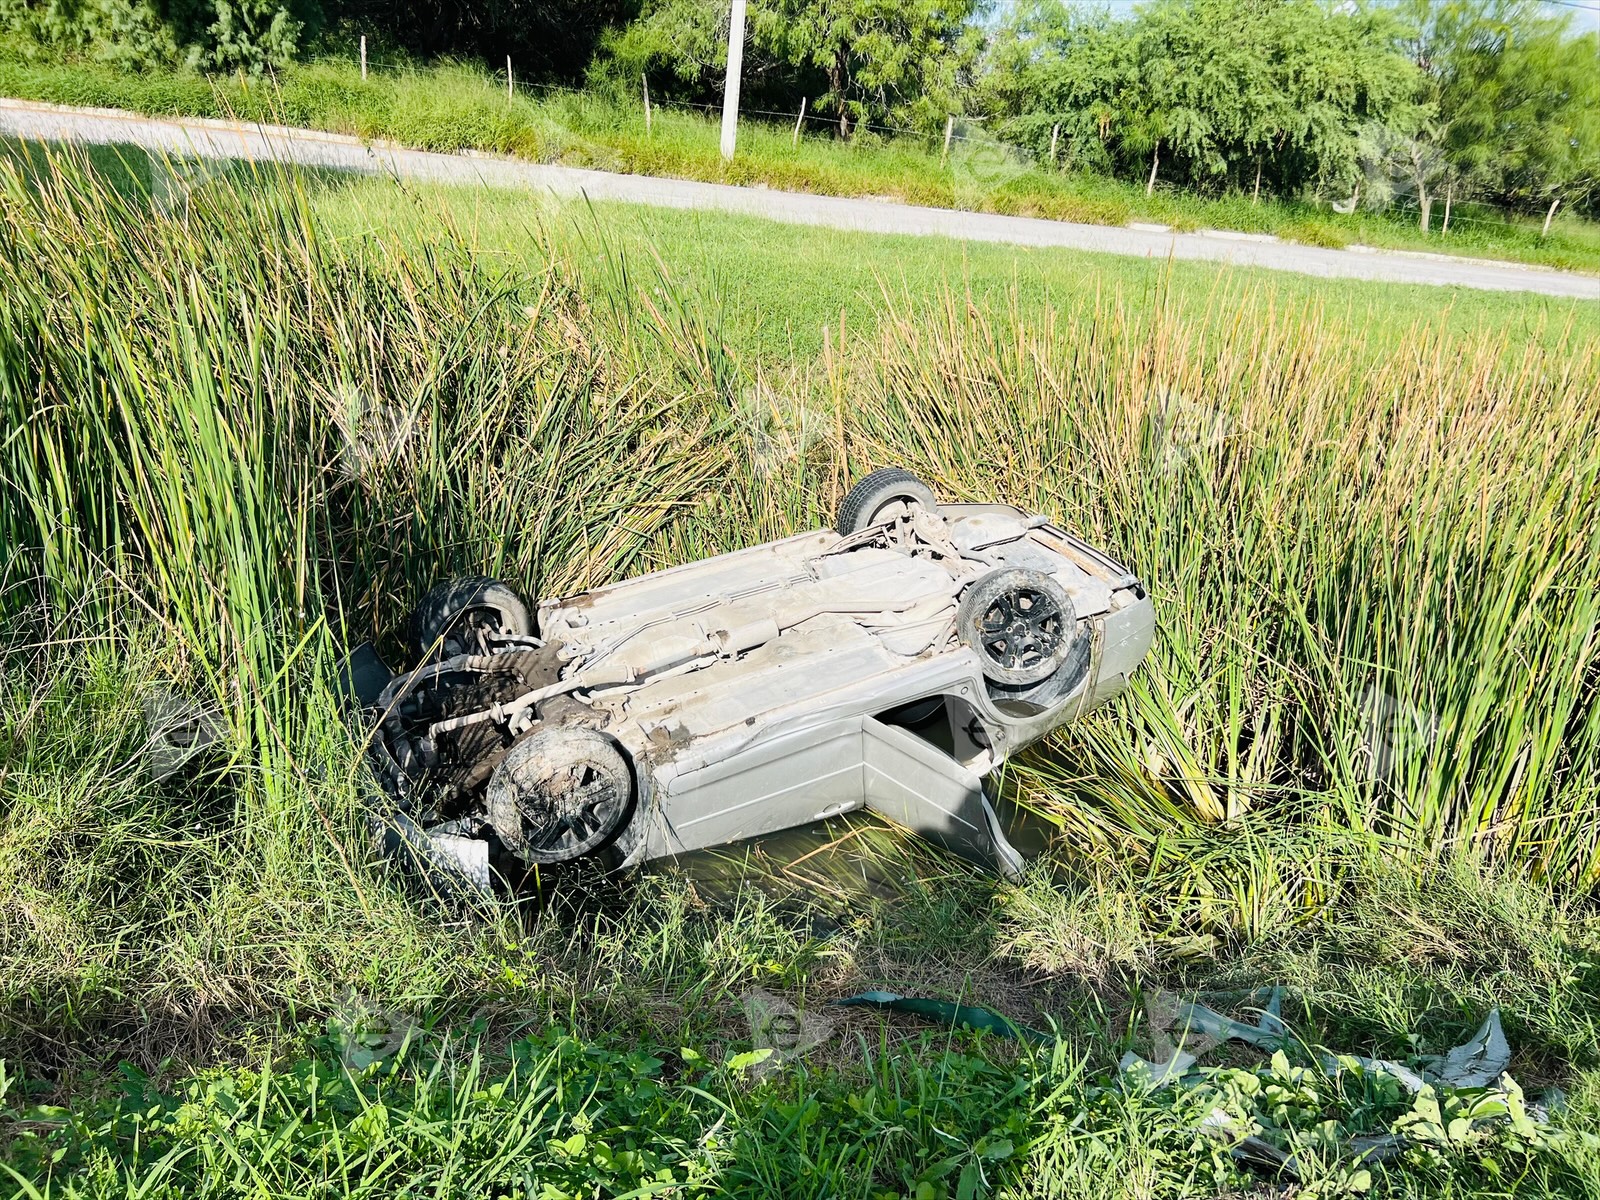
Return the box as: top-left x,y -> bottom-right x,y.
409,576 -> 532,661
487,726 -> 634,864
836,467 -> 939,536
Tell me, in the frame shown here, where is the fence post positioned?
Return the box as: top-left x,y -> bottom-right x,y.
643,74 -> 652,135
793,95 -> 807,148
1049,123 -> 1059,166
506,56 -> 514,101
359,35 -> 367,81
941,115 -> 954,166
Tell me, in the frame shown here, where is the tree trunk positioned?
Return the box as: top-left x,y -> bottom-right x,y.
1417,183 -> 1431,233
1146,144 -> 1160,196
1442,178 -> 1453,235
1542,194 -> 1561,238
1252,158 -> 1262,205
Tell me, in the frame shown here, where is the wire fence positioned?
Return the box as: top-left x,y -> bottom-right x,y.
312,48 -> 1582,235
334,51 -> 972,147
1382,198 -> 1560,236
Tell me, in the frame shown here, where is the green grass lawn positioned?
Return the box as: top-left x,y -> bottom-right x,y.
299,170 -> 1600,364
3,144 -> 1600,1198
3,51 -> 1600,275
50,139 -> 1600,365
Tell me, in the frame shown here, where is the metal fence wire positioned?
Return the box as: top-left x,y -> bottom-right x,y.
296,49 -> 1583,233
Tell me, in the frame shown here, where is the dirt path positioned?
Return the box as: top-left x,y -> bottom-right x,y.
4,97 -> 1597,301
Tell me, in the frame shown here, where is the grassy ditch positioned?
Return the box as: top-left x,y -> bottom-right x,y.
0,149 -> 1598,1196
2,52 -> 1599,273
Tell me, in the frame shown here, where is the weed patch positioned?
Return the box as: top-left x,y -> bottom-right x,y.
1,144 -> 1599,1196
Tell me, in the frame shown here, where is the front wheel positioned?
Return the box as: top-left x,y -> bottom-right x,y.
487,726 -> 634,864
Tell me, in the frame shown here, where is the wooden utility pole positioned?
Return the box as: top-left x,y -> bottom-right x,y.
506,56 -> 514,101
1049,123 -> 1059,166
359,35 -> 367,81
941,115 -> 954,165
643,74 -> 652,136
720,0 -> 747,162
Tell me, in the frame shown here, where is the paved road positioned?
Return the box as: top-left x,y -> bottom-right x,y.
4,97 -> 1597,301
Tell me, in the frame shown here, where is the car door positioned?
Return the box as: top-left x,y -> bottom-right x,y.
861,716 -> 1024,879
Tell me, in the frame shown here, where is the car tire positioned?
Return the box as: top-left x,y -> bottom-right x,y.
836,467 -> 940,536
956,567 -> 1080,687
408,576 -> 532,662
487,725 -> 634,864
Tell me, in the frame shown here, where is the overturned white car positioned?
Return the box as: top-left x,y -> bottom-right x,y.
357,469 -> 1154,887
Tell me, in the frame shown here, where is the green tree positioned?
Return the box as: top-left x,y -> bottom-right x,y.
591,0 -> 732,96
1,0 -> 316,69
1361,114 -> 1450,231
986,0 -> 1415,200
4,1 -> 632,78
201,0 -> 305,70
1476,22 -> 1600,233
325,1 -> 632,83
753,0 -> 985,137
1398,0 -> 1599,234
1124,0 -> 1246,193
980,3 -> 1133,173
1258,0 -> 1418,201
594,0 -> 984,137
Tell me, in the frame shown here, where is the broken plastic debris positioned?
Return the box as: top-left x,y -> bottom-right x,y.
142,688 -> 223,782
386,810 -> 492,898
1327,1053 -> 1429,1093
1315,1009 -> 1510,1094
1118,989 -> 1213,1086
1423,1008 -> 1511,1089
833,991 -> 1048,1042
1123,991 -> 1542,1184
1120,989 -> 1517,1096
1198,1108 -> 1408,1181
1173,986 -> 1289,1050
1117,1047 -> 1197,1087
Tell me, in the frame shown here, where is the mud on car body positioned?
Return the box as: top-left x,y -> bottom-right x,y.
354,469 -> 1155,889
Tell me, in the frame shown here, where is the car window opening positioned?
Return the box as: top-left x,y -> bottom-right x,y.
874,695 -> 991,767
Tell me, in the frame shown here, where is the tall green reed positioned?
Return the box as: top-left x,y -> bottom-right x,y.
0,147 -> 797,1060
0,149 -> 751,717
846,287 -> 1600,888
3,142 -> 1596,958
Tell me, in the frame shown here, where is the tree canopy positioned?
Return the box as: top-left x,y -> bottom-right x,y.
0,0 -> 631,77
983,0 -> 1420,198
1402,0 -> 1600,227
594,0 -> 983,135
